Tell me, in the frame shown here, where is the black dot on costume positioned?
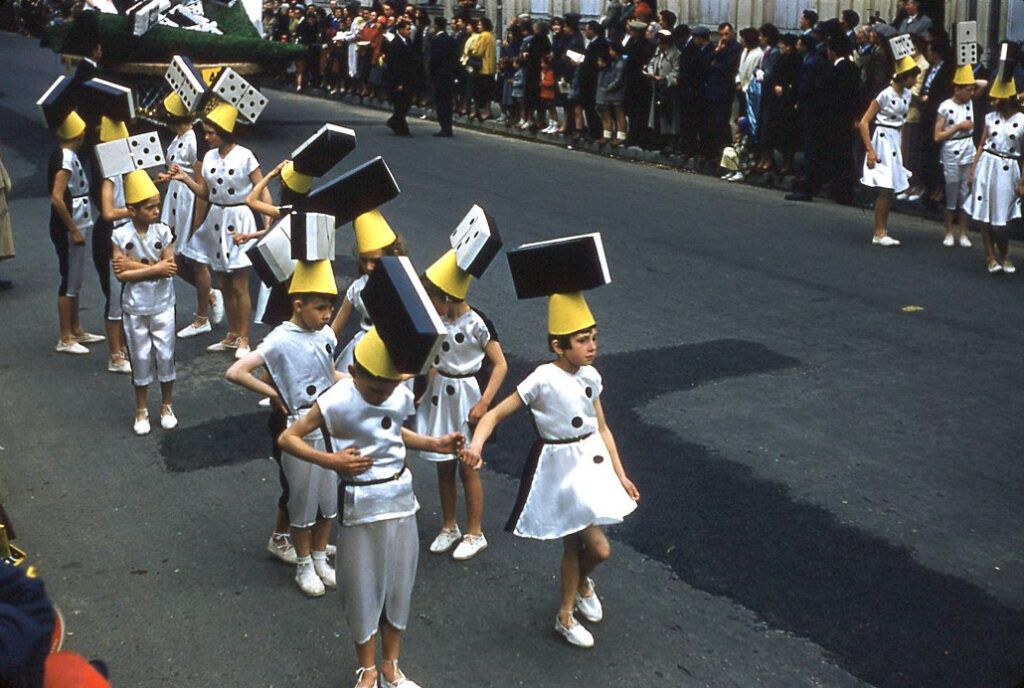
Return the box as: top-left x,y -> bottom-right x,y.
891,99 -> 896,105
381,416 -> 392,429
446,385 -> 455,396
571,416 -> 583,428
172,209 -> 176,215
880,132 -> 885,138
228,169 -> 235,175
215,224 -> 220,230
141,258 -> 151,265
325,343 -> 332,354
442,341 -> 451,352
978,195 -> 984,201
209,168 -> 215,175
154,242 -> 162,249
1005,166 -> 1010,171
306,385 -> 317,396
434,355 -> 440,365
585,386 -> 593,398
967,116 -> 972,120
455,333 -> 465,344
228,188 -> 235,195
593,455 -> 604,464
177,142 -> 183,148
217,177 -> 224,184
431,395 -> 439,406
216,251 -> 221,258
227,225 -> 235,233
126,242 -> 135,250
1015,123 -> 1020,128
173,192 -> 178,199
995,120 -> 1000,126
1012,135 -> 1017,140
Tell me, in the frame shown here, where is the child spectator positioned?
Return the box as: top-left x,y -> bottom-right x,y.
539,53 -> 559,132
596,40 -> 627,145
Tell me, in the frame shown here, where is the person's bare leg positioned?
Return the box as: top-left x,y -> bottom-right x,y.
982,225 -> 997,266
193,261 -> 211,321
217,272 -> 237,345
274,507 -> 289,534
380,622 -> 405,683
354,637 -> 378,687
69,295 -> 82,335
994,227 -> 1010,263
958,211 -> 970,242
233,269 -> 251,342
58,296 -> 75,341
311,515 -> 331,552
576,525 -> 611,596
106,320 -> 124,361
134,384 -> 148,420
460,461 -> 484,535
436,460 -> 458,530
942,208 -> 955,241
558,533 -> 582,627
160,380 -> 173,407
874,190 -> 892,236
291,526 -> 311,558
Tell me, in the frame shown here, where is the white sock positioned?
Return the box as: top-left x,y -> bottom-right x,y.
616,131 -> 627,141
602,129 -> 612,138
311,550 -> 327,564
296,555 -> 312,568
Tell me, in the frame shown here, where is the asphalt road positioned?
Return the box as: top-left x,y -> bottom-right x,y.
2,31 -> 1023,688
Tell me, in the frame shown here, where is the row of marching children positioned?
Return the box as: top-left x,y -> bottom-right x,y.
39,52 -> 640,688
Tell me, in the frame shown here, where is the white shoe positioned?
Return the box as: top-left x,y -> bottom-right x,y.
295,562 -> 326,597
107,357 -> 131,374
378,662 -> 422,688
988,261 -> 1003,274
75,332 -> 106,344
133,412 -> 151,436
959,235 -> 972,248
177,320 -> 212,338
906,191 -> 923,202
234,344 -> 251,360
452,533 -> 487,560
554,615 -> 594,648
727,171 -> 744,182
209,289 -> 225,325
872,234 -> 900,246
56,339 -> 90,355
267,533 -> 297,565
326,544 -> 336,558
160,406 -> 178,430
1003,261 -> 1016,274
428,526 -> 462,553
895,191 -> 909,201
313,557 -> 336,588
258,397 -> 271,408
943,234 -> 955,247
206,337 -> 238,352
574,578 -> 603,623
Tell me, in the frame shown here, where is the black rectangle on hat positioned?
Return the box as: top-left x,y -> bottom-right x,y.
37,76 -> 76,129
450,204 -> 501,278
77,78 -> 136,124
361,256 -> 445,375
247,220 -> 295,286
291,124 -> 357,178
301,157 -> 400,227
506,232 -> 610,299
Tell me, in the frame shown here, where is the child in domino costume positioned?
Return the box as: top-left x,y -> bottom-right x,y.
163,123 -> 200,253
96,118 -> 132,365
49,114 -> 95,302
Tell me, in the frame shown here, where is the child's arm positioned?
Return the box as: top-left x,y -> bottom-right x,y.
933,111 -> 972,143
277,403 -> 373,474
968,125 -> 989,185
400,428 -> 464,455
111,243 -> 177,282
330,297 -> 354,338
594,398 -> 640,501
169,161 -> 208,199
462,391 -> 523,469
49,169 -> 83,245
858,99 -> 881,167
467,340 -> 508,425
249,168 -> 275,232
245,159 -> 288,221
100,178 -> 130,223
225,349 -> 281,400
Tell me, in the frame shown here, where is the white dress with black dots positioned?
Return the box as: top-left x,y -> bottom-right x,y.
162,128 -> 198,252
414,309 -> 493,462
861,85 -> 912,193
182,144 -> 259,271
964,111 -> 1024,227
936,98 -> 976,211
335,274 -> 374,370
508,363 -> 637,540
257,321 -> 339,528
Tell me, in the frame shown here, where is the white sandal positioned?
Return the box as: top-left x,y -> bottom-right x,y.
378,659 -> 422,688
352,666 -> 377,688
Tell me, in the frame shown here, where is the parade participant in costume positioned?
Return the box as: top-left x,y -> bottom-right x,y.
48,110 -> 106,355
330,209 -> 405,370
171,101 -> 273,359
226,259 -> 341,597
111,170 -> 178,435
934,63 -> 979,248
279,257 -> 462,688
965,48 -> 1023,274
95,115 -> 133,374
155,91 -> 223,339
414,211 -> 506,560
860,48 -> 921,247
463,234 -> 639,649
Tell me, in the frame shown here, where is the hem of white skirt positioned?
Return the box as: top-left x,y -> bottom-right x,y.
290,512 -> 339,529
512,515 -> 626,541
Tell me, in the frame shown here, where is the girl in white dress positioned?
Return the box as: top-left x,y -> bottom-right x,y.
465,292 -> 639,649
171,102 -> 274,359
155,91 -> 221,339
933,66 -> 980,248
964,75 -> 1023,273
859,54 -> 921,246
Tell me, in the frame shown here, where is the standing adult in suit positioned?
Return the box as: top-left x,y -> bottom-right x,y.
580,20 -> 609,139
701,22 -> 741,160
429,14 -> 458,136
385,19 -> 417,135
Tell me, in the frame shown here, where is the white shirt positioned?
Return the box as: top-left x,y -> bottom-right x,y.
874,85 -> 911,128
345,274 -> 374,332
112,223 -> 176,315
937,97 -> 976,165
202,145 -> 258,207
319,377 -> 418,526
434,309 -> 492,376
517,363 -> 603,441
257,321 -> 338,416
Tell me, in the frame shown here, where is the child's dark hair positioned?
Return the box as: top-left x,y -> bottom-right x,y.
351,234 -> 407,274
352,357 -> 395,383
295,292 -> 338,305
203,118 -> 237,144
547,325 -> 596,353
419,273 -> 463,304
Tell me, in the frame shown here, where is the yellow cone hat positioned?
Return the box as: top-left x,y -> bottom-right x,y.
123,170 -> 159,205
56,111 -> 86,141
548,292 -> 596,336
289,259 -> 338,296
354,327 -> 402,380
895,55 -> 918,76
206,102 -> 238,133
952,63 -> 976,86
163,91 -> 191,118
99,116 -> 130,142
425,250 -> 471,300
281,161 -> 312,194
990,75 -> 1017,99
353,209 -> 398,253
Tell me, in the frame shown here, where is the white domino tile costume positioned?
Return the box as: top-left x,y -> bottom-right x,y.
182,144 -> 259,271
255,321 -> 339,528
414,308 -> 495,462
162,127 -> 199,252
335,274 -> 374,370
861,85 -> 912,193
936,98 -> 977,212
56,149 -> 95,298
317,377 -> 419,644
112,223 -> 176,387
103,173 -> 130,321
964,110 -> 1024,226
507,363 -> 636,540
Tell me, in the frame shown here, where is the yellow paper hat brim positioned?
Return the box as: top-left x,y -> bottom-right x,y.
281,161 -> 312,194
99,116 -> 130,142
354,327 -> 402,380
206,102 -> 238,134
894,55 -> 918,76
289,259 -> 338,296
425,250 -> 471,300
548,292 -> 596,336
123,170 -> 159,205
352,209 -> 398,253
56,111 -> 86,141
989,78 -> 1017,99
952,64 -> 976,86
163,91 -> 191,118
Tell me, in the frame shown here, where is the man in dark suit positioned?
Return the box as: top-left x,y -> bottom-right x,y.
385,19 -> 417,135
428,14 -> 458,136
579,20 -> 609,139
676,24 -> 706,155
701,22 -> 741,160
